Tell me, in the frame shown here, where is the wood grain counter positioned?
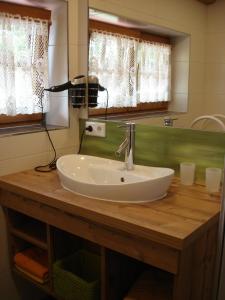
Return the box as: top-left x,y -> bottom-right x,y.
0,170 -> 220,250
0,170 -> 221,300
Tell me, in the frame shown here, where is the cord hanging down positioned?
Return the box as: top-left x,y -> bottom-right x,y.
34,90 -> 57,173
34,76 -> 107,172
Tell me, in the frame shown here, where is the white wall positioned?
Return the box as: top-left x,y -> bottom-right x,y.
47,0 -> 69,127
0,1 -> 88,299
89,0 -> 207,128
205,0 -> 225,116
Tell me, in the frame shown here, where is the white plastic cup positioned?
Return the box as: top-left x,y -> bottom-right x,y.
205,168 -> 222,193
180,162 -> 196,186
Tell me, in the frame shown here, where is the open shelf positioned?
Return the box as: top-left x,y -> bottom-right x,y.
6,210 -> 48,250
6,209 -> 174,300
10,221 -> 47,250
13,267 -> 53,296
123,269 -> 173,300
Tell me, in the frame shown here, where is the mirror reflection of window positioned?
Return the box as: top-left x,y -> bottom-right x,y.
89,31 -> 138,108
88,17 -> 171,118
137,41 -> 171,103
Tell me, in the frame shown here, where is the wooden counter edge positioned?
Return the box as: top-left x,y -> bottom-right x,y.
0,174 -> 221,252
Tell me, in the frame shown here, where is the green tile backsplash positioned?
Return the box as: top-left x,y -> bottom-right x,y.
80,121 -> 225,183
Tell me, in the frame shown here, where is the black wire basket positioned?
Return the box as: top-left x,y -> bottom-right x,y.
69,84 -> 99,108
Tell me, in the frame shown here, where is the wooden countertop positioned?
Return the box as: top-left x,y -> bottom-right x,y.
0,170 -> 221,250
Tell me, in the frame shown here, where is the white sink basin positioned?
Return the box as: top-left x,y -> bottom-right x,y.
56,154 -> 174,203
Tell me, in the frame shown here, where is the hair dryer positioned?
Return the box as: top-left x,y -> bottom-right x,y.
45,75 -> 105,108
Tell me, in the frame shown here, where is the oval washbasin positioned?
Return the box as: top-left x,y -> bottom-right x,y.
56,154 -> 174,203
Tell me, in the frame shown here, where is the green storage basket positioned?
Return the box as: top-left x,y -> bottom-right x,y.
53,249 -> 100,300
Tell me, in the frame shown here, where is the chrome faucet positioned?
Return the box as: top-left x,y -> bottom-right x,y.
116,122 -> 135,170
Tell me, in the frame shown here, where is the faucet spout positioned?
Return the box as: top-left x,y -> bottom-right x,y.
115,122 -> 135,170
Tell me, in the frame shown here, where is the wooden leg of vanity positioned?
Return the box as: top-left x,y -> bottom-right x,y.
100,248 -> 126,300
173,223 -> 218,300
173,246 -> 192,300
202,225 -> 218,300
3,208 -> 15,271
46,224 -> 54,292
100,247 -> 109,300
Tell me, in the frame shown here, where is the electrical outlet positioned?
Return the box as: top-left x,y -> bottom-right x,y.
85,121 -> 106,137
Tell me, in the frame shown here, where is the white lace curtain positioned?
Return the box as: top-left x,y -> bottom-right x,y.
89,31 -> 138,108
89,30 -> 171,108
0,13 -> 49,116
137,41 -> 171,103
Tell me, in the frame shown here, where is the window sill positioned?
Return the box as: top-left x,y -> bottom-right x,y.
0,124 -> 68,138
89,110 -> 186,121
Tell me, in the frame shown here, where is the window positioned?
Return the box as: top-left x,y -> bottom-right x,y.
0,2 -> 51,126
88,21 -> 171,117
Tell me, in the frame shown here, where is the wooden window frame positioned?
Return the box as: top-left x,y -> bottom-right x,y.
89,20 -> 170,117
0,113 -> 43,128
89,102 -> 169,117
0,2 -> 51,127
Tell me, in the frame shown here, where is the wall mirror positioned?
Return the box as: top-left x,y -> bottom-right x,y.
87,1 -> 225,132
87,5 -> 190,125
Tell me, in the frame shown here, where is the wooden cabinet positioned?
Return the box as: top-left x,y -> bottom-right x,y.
0,170 -> 221,300
3,205 -> 175,300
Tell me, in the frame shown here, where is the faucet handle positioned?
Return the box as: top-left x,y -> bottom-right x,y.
115,138 -> 129,156
164,117 -> 178,127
